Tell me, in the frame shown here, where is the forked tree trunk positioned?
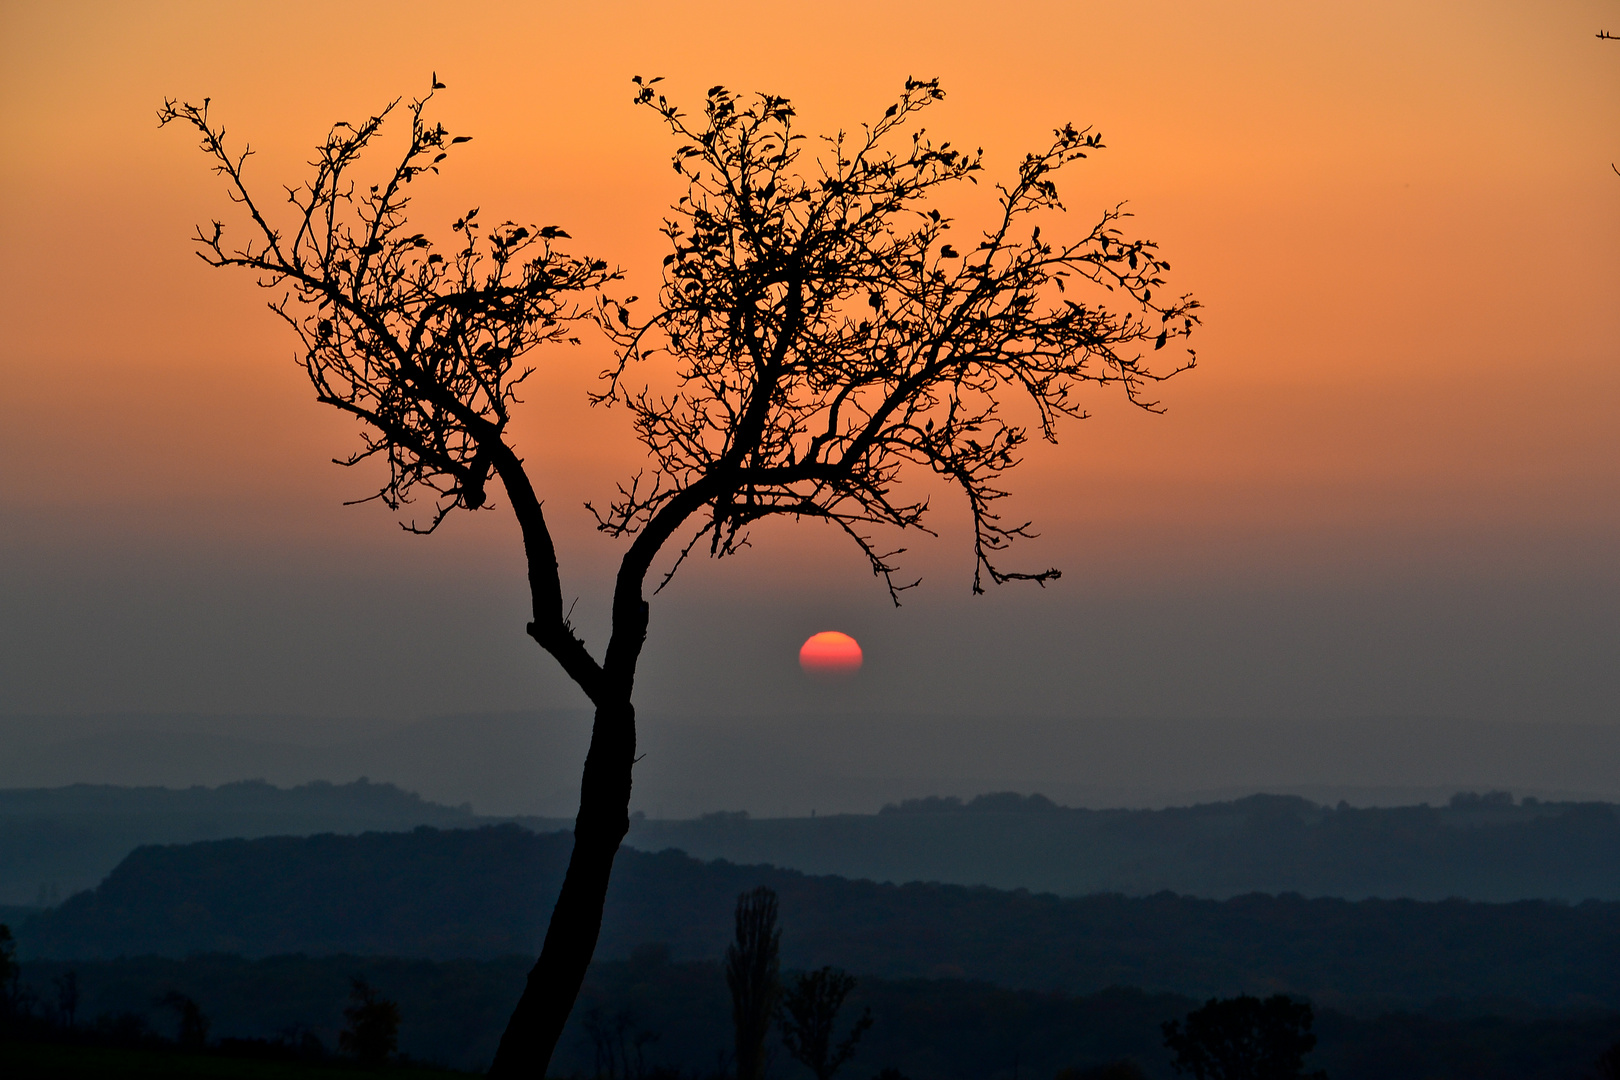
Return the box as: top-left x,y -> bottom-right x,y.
488,698 -> 637,1077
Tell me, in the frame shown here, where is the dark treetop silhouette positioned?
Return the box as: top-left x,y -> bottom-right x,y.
727,886 -> 782,1080
158,75 -> 1197,1076
1162,995 -> 1325,1080
781,965 -> 873,1080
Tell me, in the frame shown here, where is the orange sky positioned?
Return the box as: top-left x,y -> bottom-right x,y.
2,1 -> 1618,727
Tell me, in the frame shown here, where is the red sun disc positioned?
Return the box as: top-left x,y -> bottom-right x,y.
799,631 -> 863,675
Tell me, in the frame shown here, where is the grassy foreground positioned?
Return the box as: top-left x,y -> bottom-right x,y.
0,1040 -> 473,1079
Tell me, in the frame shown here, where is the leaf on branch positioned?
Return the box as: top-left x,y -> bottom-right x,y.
163,86 -> 620,549
606,78 -> 1198,599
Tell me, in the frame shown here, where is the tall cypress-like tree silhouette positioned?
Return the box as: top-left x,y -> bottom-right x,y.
160,74 -> 1198,1076
726,887 -> 782,1080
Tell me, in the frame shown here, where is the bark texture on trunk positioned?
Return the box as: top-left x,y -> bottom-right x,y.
487,699 -> 636,1078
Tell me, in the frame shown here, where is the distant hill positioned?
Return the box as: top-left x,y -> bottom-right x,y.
617,790 -> 1620,902
9,711 -> 1620,821
0,711 -> 594,815
17,825 -> 1620,1010
7,781 -> 1620,907
0,779 -> 482,904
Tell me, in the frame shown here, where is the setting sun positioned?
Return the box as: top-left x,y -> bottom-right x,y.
799,631 -> 863,676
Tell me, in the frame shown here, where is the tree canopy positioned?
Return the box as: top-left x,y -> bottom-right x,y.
600,77 -> 1198,600
159,75 -> 1198,1075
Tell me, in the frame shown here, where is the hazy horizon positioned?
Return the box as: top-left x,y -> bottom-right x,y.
4,709 -> 1618,818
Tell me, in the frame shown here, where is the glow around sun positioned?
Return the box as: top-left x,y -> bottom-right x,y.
799,631 -> 863,677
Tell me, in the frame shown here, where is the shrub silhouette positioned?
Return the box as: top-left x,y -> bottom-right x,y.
157,989 -> 211,1049
339,977 -> 400,1066
584,1005 -> 661,1080
781,966 -> 873,1080
1162,995 -> 1325,1080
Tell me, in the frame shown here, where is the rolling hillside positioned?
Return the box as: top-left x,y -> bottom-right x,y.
617,790 -> 1620,901
17,825 -> 1620,1010
7,780 -> 1619,908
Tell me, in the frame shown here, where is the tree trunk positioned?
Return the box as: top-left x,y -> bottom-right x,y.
488,698 -> 637,1078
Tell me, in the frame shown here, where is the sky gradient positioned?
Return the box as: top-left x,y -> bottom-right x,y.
2,2 -> 1617,808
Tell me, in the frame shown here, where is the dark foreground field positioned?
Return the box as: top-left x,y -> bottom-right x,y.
9,953 -> 1620,1080
2,1039 -> 472,1079
9,822 -> 1620,1077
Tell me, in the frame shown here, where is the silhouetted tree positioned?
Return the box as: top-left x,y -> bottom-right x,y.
0,924 -> 17,1017
55,970 -> 80,1031
158,990 -> 211,1049
96,1009 -> 153,1044
340,978 -> 400,1066
781,966 -> 872,1080
585,1006 -> 660,1080
160,71 -> 1198,1076
727,887 -> 783,1080
1602,29 -> 1619,175
1597,1039 -> 1620,1080
1163,995 -> 1325,1080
